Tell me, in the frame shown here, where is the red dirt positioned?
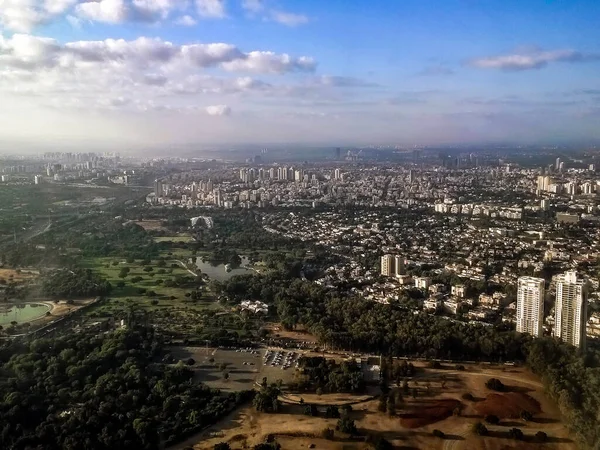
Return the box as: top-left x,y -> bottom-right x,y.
398,399 -> 461,428
475,392 -> 541,419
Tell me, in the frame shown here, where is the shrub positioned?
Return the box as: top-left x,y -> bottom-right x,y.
373,437 -> 393,450
432,429 -> 445,438
321,427 -> 334,440
429,361 -> 442,369
325,405 -> 340,418
485,378 -> 505,391
214,444 -> 230,450
520,410 -> 533,421
455,364 -> 465,371
336,417 -> 357,435
509,428 -> 524,440
535,431 -> 548,443
471,422 -> 488,436
485,414 -> 500,425
461,393 -> 475,401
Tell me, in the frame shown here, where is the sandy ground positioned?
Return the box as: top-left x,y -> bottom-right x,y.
0,268 -> 38,282
172,364 -> 576,450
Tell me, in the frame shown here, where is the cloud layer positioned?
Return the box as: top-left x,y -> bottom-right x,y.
469,48 -> 600,71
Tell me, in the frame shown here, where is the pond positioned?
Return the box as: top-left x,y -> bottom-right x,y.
0,303 -> 50,326
194,256 -> 253,281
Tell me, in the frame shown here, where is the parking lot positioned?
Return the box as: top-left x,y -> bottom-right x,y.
168,346 -> 300,391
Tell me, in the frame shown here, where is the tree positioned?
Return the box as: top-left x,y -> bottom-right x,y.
485,378 -> 505,391
535,431 -> 548,443
508,428 -> 524,440
472,422 -> 488,436
118,267 -> 130,278
336,417 -> 357,435
325,405 -> 340,418
520,410 -> 533,421
214,444 -> 231,450
485,414 -> 500,425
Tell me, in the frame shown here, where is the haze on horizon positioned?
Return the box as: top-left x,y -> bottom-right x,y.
0,0 -> 599,149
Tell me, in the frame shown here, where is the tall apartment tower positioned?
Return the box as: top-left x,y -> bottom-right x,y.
154,179 -> 164,197
554,271 -> 588,349
380,255 -> 395,277
394,256 -> 405,276
516,277 -> 545,337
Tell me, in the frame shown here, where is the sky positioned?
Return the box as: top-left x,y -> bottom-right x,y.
0,0 -> 599,150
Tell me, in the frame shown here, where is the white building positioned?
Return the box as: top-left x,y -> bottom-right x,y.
554,271 -> 587,349
451,285 -> 465,298
414,276 -> 431,290
516,276 -> 545,337
380,254 -> 395,277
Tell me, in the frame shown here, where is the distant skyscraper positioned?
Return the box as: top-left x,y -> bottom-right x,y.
335,147 -> 341,160
517,277 -> 545,337
408,170 -> 414,183
554,271 -> 587,349
154,179 -> 164,197
380,255 -> 395,277
555,157 -> 561,171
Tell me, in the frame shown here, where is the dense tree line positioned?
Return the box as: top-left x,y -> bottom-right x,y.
291,356 -> 365,393
41,268 -> 112,299
0,327 -> 250,450
526,338 -> 600,449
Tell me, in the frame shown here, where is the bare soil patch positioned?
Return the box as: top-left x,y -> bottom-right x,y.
398,398 -> 462,428
0,268 -> 37,283
134,220 -> 166,231
475,392 -> 541,419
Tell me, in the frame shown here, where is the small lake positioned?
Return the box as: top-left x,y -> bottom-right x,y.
0,303 -> 50,326
194,256 -> 253,281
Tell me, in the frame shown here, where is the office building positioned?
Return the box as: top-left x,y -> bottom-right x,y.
381,255 -> 395,277
554,271 -> 587,349
154,179 -> 164,197
394,255 -> 405,276
517,276 -> 545,337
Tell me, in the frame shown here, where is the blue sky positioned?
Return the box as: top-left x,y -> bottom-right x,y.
0,0 -> 599,149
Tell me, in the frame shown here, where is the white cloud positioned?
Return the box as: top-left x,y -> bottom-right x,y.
174,14 -> 196,25
66,14 -> 82,28
0,0 -> 77,32
270,10 -> 308,26
76,0 -> 130,23
196,0 -> 225,18
469,48 -> 600,71
221,51 -> 316,73
206,104 -> 231,116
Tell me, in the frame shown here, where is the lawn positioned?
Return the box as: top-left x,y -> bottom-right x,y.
153,236 -> 194,243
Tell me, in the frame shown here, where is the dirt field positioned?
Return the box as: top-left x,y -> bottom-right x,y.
134,220 -> 166,231
475,392 -> 541,419
0,268 -> 38,283
173,363 -> 576,450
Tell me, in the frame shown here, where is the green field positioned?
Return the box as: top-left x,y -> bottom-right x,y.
80,253 -> 261,339
153,236 -> 194,243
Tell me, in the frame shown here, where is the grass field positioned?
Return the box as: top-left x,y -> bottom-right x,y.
173,363 -> 575,450
154,236 -> 194,243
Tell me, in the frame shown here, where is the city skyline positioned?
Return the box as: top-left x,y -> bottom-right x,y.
0,0 -> 599,148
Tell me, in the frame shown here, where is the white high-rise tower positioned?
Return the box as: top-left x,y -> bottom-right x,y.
554,271 -> 587,349
516,277 -> 545,337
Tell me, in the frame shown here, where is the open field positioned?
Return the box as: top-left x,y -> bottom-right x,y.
0,268 -> 38,283
154,236 -> 194,243
174,363 -> 575,450
134,220 -> 167,231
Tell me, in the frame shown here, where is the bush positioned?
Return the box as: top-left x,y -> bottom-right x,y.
432,429 -> 445,438
186,358 -> 195,366
461,393 -> 475,401
321,427 -> 334,440
304,404 -> 318,416
508,428 -> 524,440
485,378 -> 505,391
341,404 -> 353,415
325,405 -> 340,418
214,444 -> 231,450
485,414 -> 500,425
373,437 -> 393,450
455,364 -> 465,371
471,422 -> 488,436
535,431 -> 548,442
520,410 -> 533,421
336,417 -> 357,435
429,361 -> 442,369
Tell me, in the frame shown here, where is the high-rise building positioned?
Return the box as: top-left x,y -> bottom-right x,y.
555,157 -> 561,170
408,170 -> 414,183
517,276 -> 545,337
334,168 -> 341,180
335,147 -> 341,160
394,256 -> 405,276
380,255 -> 395,277
155,179 -> 164,197
554,271 -> 587,349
